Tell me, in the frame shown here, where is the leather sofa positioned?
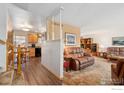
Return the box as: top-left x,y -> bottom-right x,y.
64,47 -> 94,71
111,59 -> 124,85
107,47 -> 124,60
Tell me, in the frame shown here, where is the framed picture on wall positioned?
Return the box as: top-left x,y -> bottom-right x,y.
65,33 -> 76,45
112,37 -> 124,45
28,33 -> 38,43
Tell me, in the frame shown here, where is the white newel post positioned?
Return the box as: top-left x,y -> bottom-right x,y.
59,7 -> 64,78
52,16 -> 55,40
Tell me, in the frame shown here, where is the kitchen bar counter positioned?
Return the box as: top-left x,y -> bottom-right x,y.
29,47 -> 41,57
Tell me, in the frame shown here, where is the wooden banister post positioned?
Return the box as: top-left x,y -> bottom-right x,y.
12,47 -> 14,69
17,45 -> 22,74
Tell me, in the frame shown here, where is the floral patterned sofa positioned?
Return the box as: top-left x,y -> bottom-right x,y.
64,47 -> 95,71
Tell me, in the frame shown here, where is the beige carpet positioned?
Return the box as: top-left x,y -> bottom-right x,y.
63,57 -> 113,85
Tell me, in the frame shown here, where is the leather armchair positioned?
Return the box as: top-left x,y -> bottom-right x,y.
111,59 -> 124,85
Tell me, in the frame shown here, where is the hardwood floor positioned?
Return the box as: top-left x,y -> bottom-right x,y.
23,57 -> 62,85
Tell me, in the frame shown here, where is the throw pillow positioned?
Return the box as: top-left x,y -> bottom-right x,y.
81,53 -> 84,57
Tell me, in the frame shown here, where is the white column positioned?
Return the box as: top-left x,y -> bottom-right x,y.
52,16 -> 55,40
59,7 -> 64,78
46,19 -> 49,41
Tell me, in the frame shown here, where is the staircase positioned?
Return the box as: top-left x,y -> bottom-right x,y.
0,39 -> 25,85
0,70 -> 14,85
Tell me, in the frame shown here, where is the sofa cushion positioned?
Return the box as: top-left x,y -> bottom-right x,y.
81,52 -> 84,57
77,58 -> 88,64
111,64 -> 118,75
114,52 -> 120,56
87,57 -> 95,61
73,54 -> 82,58
84,52 -> 91,56
117,60 -> 124,76
69,54 -> 76,59
74,54 -> 78,58
77,54 -> 82,58
120,48 -> 124,52
76,48 -> 80,53
119,52 -> 124,56
73,49 -> 77,54
119,64 -> 124,78
114,48 -> 120,52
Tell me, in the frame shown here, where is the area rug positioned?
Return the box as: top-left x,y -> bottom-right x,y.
0,70 -> 25,85
63,57 -> 113,85
0,70 -> 14,85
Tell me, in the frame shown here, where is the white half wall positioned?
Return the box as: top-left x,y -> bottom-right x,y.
42,40 -> 63,79
0,4 -> 8,71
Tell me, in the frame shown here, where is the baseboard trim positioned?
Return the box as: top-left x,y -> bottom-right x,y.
41,64 -> 63,81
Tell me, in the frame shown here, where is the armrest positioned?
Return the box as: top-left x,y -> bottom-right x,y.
84,52 -> 91,57
64,56 -> 72,62
70,57 -> 81,65
119,64 -> 124,78
111,64 -> 117,76
111,64 -> 116,70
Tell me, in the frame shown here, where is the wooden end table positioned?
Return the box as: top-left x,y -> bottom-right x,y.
64,56 -> 72,72
97,52 -> 107,59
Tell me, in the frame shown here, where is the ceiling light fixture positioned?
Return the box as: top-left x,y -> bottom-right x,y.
22,28 -> 30,31
17,23 -> 33,29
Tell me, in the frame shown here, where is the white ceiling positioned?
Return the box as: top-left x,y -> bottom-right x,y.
9,4 -> 43,32
12,3 -> 124,33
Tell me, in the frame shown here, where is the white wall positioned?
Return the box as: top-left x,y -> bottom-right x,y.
80,4 -> 124,52
0,4 -> 8,71
81,29 -> 124,52
14,30 -> 42,47
42,40 -> 63,79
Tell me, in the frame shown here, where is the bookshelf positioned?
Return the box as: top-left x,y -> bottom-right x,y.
80,38 -> 98,55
